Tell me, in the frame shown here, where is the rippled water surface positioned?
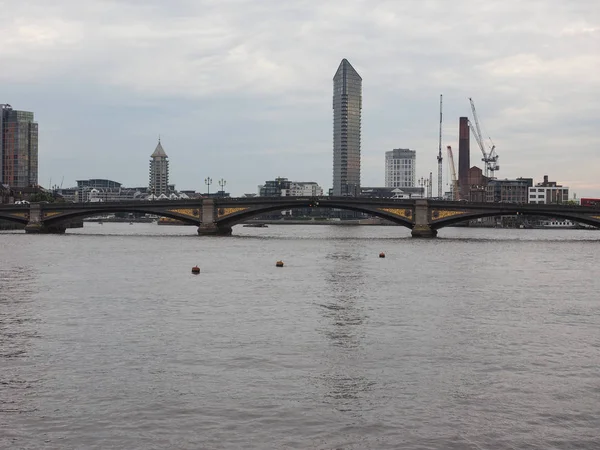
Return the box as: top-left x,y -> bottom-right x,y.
1,224 -> 599,449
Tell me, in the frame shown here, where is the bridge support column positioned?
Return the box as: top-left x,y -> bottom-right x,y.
197,223 -> 232,236
411,199 -> 437,238
197,199 -> 232,236
24,204 -> 66,234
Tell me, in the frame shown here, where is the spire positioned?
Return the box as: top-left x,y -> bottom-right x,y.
151,138 -> 168,158
333,58 -> 362,81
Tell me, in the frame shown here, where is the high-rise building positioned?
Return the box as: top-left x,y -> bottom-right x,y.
333,59 -> 362,197
149,138 -> 169,196
1,104 -> 38,188
458,117 -> 470,199
385,148 -> 416,188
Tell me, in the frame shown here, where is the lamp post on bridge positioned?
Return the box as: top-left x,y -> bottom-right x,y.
205,177 -> 212,197
218,178 -> 226,197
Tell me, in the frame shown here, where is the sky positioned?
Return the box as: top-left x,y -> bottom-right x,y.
1,0 -> 599,197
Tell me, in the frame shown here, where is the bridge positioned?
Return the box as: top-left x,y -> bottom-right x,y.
1,197 -> 599,237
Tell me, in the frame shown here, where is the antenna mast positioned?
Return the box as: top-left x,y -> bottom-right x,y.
437,94 -> 443,198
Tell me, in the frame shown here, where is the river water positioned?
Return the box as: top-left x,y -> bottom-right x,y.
1,223 -> 599,449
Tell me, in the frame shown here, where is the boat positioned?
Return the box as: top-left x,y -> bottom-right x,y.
243,223 -> 268,228
532,219 -> 577,229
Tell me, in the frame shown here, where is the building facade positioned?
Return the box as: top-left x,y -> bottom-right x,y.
360,186 -> 424,199
385,148 -> 416,188
74,179 -> 147,202
467,166 -> 488,202
1,104 -> 38,188
149,139 -> 169,196
258,178 -> 323,197
333,59 -> 362,197
528,175 -> 569,204
486,178 -> 533,203
258,177 -> 291,197
283,182 -> 324,197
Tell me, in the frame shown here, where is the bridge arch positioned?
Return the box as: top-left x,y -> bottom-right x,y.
42,207 -> 201,227
0,212 -> 29,225
432,210 -> 600,230
216,199 -> 415,229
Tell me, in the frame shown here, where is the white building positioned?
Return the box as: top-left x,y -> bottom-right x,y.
528,175 -> 569,204
385,148 -> 416,188
149,139 -> 169,197
282,182 -> 324,197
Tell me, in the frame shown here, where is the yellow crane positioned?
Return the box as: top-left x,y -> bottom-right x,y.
447,145 -> 459,200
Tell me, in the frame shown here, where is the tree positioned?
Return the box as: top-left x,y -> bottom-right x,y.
28,192 -> 64,203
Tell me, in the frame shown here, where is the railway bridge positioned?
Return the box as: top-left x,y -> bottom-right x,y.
0,197 -> 599,237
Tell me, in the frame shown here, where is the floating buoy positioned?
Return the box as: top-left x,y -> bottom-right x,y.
191,266 -> 200,274
379,252 -> 385,258
276,260 -> 284,267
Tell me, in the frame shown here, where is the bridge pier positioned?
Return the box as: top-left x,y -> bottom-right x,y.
411,225 -> 437,238
411,199 -> 437,238
197,199 -> 232,236
197,223 -> 232,236
24,223 -> 67,234
25,204 -> 66,233
24,203 -> 67,234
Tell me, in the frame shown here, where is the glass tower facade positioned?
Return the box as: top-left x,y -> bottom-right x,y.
333,59 -> 362,197
1,104 -> 38,188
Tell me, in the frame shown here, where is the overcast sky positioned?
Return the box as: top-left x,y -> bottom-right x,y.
1,0 -> 599,196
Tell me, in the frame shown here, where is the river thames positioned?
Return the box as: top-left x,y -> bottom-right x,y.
1,224 -> 599,449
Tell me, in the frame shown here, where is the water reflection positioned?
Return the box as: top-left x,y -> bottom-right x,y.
316,248 -> 373,408
0,266 -> 40,416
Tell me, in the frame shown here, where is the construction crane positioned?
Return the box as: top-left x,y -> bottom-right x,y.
447,145 -> 459,200
437,94 -> 443,199
468,97 -> 499,178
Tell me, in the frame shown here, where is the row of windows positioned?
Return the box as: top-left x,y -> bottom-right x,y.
530,188 -> 567,193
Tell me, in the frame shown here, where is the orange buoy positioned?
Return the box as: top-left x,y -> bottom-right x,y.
191,266 -> 200,274
276,260 -> 284,267
379,252 -> 385,258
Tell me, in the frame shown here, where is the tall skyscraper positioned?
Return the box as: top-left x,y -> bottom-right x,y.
333,59 -> 362,197
385,148 -> 416,188
149,138 -> 169,196
1,104 -> 38,188
458,117 -> 470,199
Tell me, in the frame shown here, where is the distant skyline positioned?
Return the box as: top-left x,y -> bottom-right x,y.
1,0 -> 599,196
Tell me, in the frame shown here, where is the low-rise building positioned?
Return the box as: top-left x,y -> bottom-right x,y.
486,178 -> 533,203
360,186 -> 424,199
258,177 -> 291,197
71,178 -> 189,202
282,182 -> 324,197
528,175 -> 569,204
467,166 -> 489,202
258,178 -> 323,197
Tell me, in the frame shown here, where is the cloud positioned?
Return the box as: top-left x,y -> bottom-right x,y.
1,0 -> 598,196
